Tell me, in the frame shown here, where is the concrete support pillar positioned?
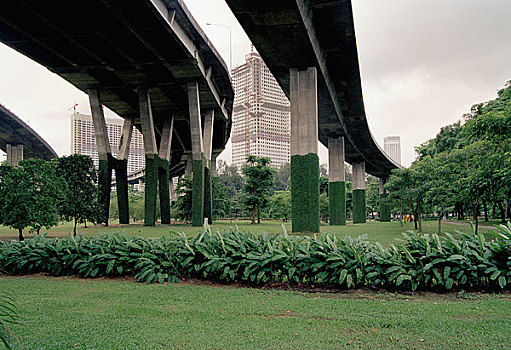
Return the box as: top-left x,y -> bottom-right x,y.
188,81 -> 205,226
139,88 -> 158,226
185,158 -> 192,177
211,154 -> 217,176
379,177 -> 391,222
289,67 -> 320,233
203,110 -> 214,224
158,117 -> 174,225
88,89 -> 112,225
115,117 -> 133,225
6,144 -> 23,166
352,162 -> 366,224
328,137 -> 346,225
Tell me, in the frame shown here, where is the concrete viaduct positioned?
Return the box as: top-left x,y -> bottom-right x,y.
1,0 -> 397,231
0,103 -> 58,165
226,0 -> 400,231
0,0 -> 234,226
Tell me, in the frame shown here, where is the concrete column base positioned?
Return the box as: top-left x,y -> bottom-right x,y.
329,181 -> 346,225
204,164 -> 213,224
144,155 -> 158,226
291,153 -> 320,233
191,156 -> 205,226
159,158 -> 171,225
380,193 -> 391,222
114,159 -> 129,224
97,157 -> 113,225
353,189 -> 367,224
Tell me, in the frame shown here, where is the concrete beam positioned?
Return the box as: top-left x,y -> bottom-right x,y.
158,116 -> 174,161
117,117 -> 134,160
188,81 -> 203,160
88,89 -> 111,160
203,110 -> 215,166
138,88 -> 158,157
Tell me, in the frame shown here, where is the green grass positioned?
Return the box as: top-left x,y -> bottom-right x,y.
1,276 -> 510,349
0,219 -> 499,245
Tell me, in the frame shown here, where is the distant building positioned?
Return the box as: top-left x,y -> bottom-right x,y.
231,51 -> 290,169
70,112 -> 145,174
384,136 -> 401,165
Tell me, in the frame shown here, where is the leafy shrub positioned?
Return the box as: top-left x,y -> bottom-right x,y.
0,292 -> 18,349
0,223 -> 510,292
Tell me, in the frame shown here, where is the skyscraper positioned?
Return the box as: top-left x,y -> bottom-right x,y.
71,112 -> 145,174
384,136 -> 401,165
231,51 -> 290,169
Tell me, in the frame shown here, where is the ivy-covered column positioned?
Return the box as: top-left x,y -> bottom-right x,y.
88,89 -> 113,225
188,82 -> 205,226
328,137 -> 346,225
114,159 -> 129,224
158,117 -> 174,225
203,110 -> 215,224
352,162 -> 366,224
290,67 -> 320,233
115,117 -> 133,224
139,88 -> 159,226
379,177 -> 391,222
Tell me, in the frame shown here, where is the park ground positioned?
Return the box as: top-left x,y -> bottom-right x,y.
0,219 -> 501,245
1,276 -> 510,349
1,220 -> 508,349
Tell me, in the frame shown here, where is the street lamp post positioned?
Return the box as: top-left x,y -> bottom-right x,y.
206,23 -> 232,72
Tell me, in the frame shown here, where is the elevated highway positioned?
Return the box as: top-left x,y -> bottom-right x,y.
225,0 -> 399,178
0,0 -> 233,225
0,103 -> 58,163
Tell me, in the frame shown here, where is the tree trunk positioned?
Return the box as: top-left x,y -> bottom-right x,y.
438,203 -> 444,234
506,196 -> 511,221
399,200 -> 403,227
84,220 -> 88,228
417,198 -> 422,233
483,201 -> 489,222
74,218 -> 78,236
18,229 -> 24,241
498,201 -> 506,223
411,201 -> 418,230
251,205 -> 256,224
492,202 -> 497,219
472,204 -> 479,235
257,205 -> 261,224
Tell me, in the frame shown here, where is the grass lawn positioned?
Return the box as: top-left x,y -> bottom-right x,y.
0,219 -> 499,245
1,276 -> 510,349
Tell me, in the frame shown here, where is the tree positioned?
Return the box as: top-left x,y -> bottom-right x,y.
366,177 -> 380,220
319,176 -> 329,195
212,176 -> 232,219
242,155 -> 275,224
56,155 -> 98,235
274,162 -> 290,191
269,191 -> 291,221
174,176 -> 192,221
0,159 -> 61,240
320,192 -> 329,223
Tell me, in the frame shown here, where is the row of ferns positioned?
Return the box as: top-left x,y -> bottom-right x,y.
1,224 -> 510,292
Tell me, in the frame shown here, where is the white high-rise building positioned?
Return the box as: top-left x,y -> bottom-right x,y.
231,51 -> 290,169
384,136 -> 401,165
71,112 -> 145,174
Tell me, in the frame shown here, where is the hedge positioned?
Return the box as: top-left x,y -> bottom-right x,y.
291,153 -> 320,233
1,223 -> 510,292
353,189 -> 366,224
329,181 -> 346,225
191,156 -> 205,226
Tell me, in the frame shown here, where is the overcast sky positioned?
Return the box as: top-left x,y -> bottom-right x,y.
0,0 -> 510,167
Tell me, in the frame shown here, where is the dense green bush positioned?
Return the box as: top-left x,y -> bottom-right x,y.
290,153 -> 320,232
1,224 -> 510,292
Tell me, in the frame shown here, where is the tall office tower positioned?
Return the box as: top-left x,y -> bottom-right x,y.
231,51 -> 290,169
384,136 -> 402,165
71,112 -> 145,174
